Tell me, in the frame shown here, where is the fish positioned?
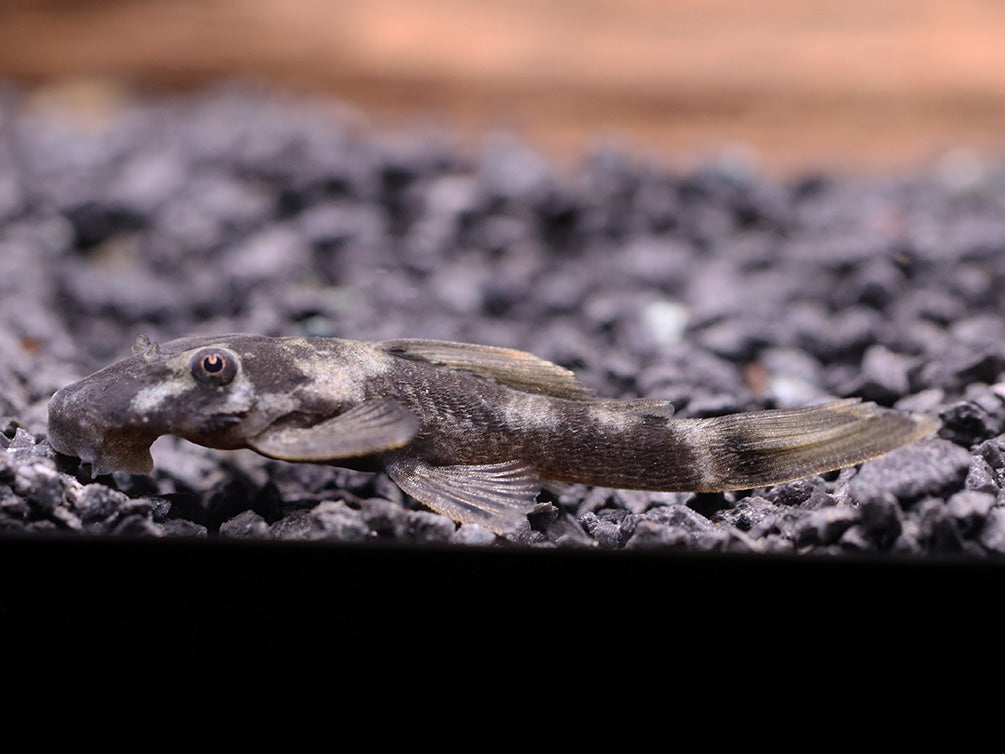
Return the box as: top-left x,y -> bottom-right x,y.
46,333 -> 939,534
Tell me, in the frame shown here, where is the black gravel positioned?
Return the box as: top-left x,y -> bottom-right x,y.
3,83 -> 1005,568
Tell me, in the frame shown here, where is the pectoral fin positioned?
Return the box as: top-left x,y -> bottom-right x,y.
248,400 -> 420,462
385,455 -> 541,534
379,338 -> 595,400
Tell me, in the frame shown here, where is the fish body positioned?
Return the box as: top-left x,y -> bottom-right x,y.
47,334 -> 939,533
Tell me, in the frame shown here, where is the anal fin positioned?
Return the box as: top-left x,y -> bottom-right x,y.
385,455 -> 541,534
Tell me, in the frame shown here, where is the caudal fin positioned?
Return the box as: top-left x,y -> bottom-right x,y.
693,399 -> 939,491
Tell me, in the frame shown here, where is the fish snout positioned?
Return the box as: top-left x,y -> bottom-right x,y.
46,382 -> 156,476
46,383 -> 88,458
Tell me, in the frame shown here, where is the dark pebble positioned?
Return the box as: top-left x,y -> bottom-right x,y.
979,507 -> 1005,555
939,401 -> 1003,447
793,506 -> 859,548
626,503 -> 732,551
161,519 -> 208,538
1,84 -> 1003,560
965,454 -> 999,495
714,496 -> 779,532
268,509 -> 322,541
946,490 -> 996,538
406,510 -> 457,544
858,492 -> 903,549
69,483 -> 132,524
450,524 -> 498,546
219,509 -> 272,539
843,344 -> 913,404
913,498 -> 984,555
360,497 -> 411,539
849,440 -> 972,507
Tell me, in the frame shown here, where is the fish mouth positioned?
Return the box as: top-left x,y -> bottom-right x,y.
48,425 -> 156,476
84,436 -> 155,476
47,387 -> 156,476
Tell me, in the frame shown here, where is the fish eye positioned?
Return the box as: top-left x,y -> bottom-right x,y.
190,348 -> 238,385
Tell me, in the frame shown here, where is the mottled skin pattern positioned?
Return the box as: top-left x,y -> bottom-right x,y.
47,334 -> 939,534
364,359 -> 702,488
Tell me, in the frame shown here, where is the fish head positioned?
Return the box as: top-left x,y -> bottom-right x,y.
47,333 -> 315,475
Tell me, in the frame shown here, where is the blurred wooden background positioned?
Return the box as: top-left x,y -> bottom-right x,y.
2,0 -> 1004,174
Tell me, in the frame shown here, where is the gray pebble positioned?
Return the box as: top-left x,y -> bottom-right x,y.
161,519 -> 208,538
361,497 -> 411,539
3,85 -> 1005,560
451,524 -> 498,546
110,514 -> 163,538
965,454 -> 999,495
845,344 -> 913,404
219,509 -> 272,539
946,490 -> 996,536
794,506 -> 859,548
406,510 -> 457,544
626,503 -> 729,551
850,440 -> 972,506
69,483 -> 132,524
940,401 -> 1002,447
268,509 -> 321,541
858,492 -> 903,549
588,518 -> 624,549
12,459 -> 65,514
714,496 -> 779,532
310,500 -> 370,542
979,506 -> 1005,555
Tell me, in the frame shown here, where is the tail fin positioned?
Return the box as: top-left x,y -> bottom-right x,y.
694,399 -> 939,491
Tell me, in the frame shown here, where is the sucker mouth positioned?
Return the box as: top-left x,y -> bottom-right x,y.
47,378 -> 162,475
84,436 -> 156,476
47,414 -> 157,477
46,431 -> 154,476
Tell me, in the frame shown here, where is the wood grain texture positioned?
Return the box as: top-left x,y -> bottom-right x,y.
2,0 -> 1004,173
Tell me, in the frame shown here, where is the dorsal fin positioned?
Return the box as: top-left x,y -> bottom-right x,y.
131,334 -> 160,362
378,338 -> 595,400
